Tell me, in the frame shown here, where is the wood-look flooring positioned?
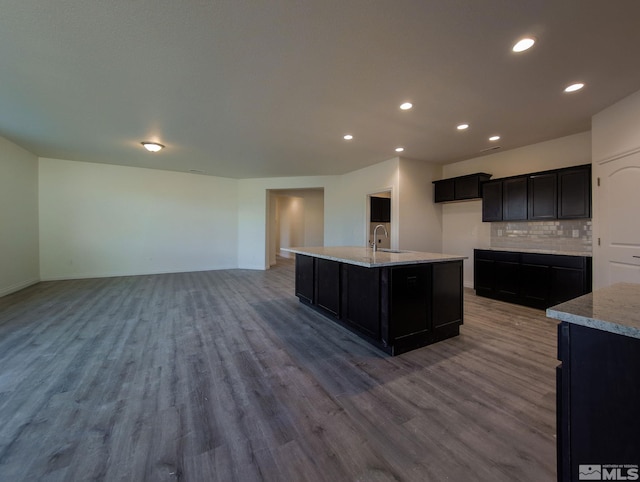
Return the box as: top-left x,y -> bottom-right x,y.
0,258 -> 558,481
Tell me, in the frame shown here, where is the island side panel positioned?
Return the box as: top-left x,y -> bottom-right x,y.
559,322 -> 640,480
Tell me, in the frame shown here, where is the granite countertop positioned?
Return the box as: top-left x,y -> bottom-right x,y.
546,282 -> 640,339
481,247 -> 593,257
283,246 -> 466,268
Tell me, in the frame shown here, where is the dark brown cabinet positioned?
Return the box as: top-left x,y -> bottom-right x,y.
481,181 -> 503,222
433,178 -> 455,203
295,254 -> 315,303
474,249 -> 592,309
528,172 -> 557,220
503,176 -> 528,221
481,164 -> 591,222
342,263 -> 381,337
434,173 -> 491,203
316,258 -> 341,317
558,166 -> 591,218
557,322 -> 640,481
294,255 -> 463,355
370,196 -> 391,222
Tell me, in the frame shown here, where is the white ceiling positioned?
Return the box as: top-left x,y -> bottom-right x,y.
2,1 -> 640,179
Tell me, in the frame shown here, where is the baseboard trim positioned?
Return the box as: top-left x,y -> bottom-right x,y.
0,278 -> 41,298
39,265 -> 239,282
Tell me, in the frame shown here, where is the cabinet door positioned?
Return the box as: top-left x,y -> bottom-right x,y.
454,175 -> 479,200
482,181 -> 503,221
520,263 -> 550,308
528,172 -> 557,220
474,255 -> 495,297
503,177 -> 528,221
550,266 -> 586,306
316,258 -> 340,317
370,196 -> 391,222
295,255 -> 314,303
495,261 -> 520,302
390,266 -> 430,338
342,264 -> 381,339
434,179 -> 455,203
558,166 -> 591,219
565,324 -> 640,479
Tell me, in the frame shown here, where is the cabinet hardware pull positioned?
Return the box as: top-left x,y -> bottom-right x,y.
634,256 -> 640,259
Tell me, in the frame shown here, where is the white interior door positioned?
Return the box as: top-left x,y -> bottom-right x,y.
596,150 -> 640,287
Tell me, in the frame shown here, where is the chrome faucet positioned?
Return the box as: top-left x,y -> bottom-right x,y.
372,224 -> 389,252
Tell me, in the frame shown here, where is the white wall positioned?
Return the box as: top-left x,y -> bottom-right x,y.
442,131 -> 592,287
592,89 -> 640,163
0,136 -> 39,296
592,88 -> 640,288
270,189 -> 325,262
39,158 -> 238,280
237,160 -> 400,269
398,158 -> 443,252
238,176 -> 335,269
327,158 -> 400,248
276,195 -> 305,257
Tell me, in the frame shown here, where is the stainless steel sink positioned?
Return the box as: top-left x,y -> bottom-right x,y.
378,249 -> 410,254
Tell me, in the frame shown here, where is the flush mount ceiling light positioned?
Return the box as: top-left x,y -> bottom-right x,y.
141,141 -> 164,152
512,37 -> 536,52
399,102 -> 413,110
489,135 -> 501,141
564,82 -> 585,93
395,147 -> 405,152
457,123 -> 469,130
343,134 -> 353,140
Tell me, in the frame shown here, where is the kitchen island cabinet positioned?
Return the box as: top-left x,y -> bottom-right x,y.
287,246 -> 465,355
547,283 -> 640,482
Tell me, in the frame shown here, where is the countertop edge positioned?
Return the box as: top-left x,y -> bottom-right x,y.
546,307 -> 640,340
283,247 -> 467,267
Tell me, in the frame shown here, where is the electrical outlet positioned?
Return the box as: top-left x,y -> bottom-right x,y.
572,229 -> 580,238
497,229 -> 503,236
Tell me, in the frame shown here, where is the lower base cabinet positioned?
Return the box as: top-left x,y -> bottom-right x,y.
474,249 -> 592,309
557,322 -> 640,481
295,254 -> 463,355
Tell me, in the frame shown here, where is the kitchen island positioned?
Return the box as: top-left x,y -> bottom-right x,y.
547,283 -> 640,481
284,246 -> 466,355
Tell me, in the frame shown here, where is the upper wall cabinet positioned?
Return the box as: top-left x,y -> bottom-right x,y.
528,172 -> 558,220
503,176 -> 528,221
433,173 -> 492,203
370,196 -> 391,222
481,164 -> 591,222
558,166 -> 591,218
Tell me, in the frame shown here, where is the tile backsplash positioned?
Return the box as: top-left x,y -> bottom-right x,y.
490,219 -> 592,253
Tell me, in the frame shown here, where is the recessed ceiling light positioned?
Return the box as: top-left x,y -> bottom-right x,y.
512,37 -> 536,53
395,147 -> 405,152
399,102 -> 413,110
141,142 -> 164,152
564,82 -> 585,93
343,134 -> 353,140
489,135 -> 500,141
457,123 -> 469,130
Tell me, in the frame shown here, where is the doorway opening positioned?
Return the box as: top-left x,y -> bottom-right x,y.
267,188 -> 324,267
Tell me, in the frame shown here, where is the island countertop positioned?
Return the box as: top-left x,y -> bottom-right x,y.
282,246 -> 466,268
546,282 -> 640,339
